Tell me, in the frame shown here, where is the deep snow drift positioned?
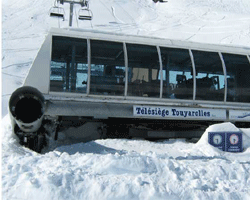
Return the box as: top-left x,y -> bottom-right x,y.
2,0 -> 250,199
2,116 -> 250,200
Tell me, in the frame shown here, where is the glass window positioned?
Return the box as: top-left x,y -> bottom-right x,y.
160,47 -> 193,99
90,40 -> 125,96
192,50 -> 225,101
222,53 -> 250,102
127,44 -> 160,97
50,36 -> 88,93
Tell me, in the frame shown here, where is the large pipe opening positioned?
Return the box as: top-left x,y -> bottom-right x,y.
9,86 -> 45,132
15,97 -> 43,123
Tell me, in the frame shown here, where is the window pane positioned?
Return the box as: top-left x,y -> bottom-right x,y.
161,47 -> 193,99
192,50 -> 225,101
50,61 -> 66,92
90,40 -> 125,96
127,44 -> 160,97
222,53 -> 250,102
50,36 -> 88,93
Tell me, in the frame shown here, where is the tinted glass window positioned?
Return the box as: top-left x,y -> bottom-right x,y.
90,40 -> 125,96
160,47 -> 193,99
222,53 -> 250,102
127,44 -> 160,97
50,36 -> 88,93
192,50 -> 225,101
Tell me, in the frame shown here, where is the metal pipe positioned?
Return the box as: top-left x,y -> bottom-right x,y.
9,86 -> 45,133
219,52 -> 227,103
124,42 -> 128,97
87,39 -> 91,95
189,49 -> 196,101
157,46 -> 163,98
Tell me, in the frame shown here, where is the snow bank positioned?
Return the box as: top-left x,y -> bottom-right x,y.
194,122 -> 250,156
240,128 -> 250,149
2,117 -> 250,200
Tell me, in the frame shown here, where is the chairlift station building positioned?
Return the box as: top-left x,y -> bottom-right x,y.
9,27 -> 250,151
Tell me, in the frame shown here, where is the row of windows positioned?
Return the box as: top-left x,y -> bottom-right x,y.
50,36 -> 250,103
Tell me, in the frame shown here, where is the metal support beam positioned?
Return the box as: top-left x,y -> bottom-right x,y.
69,2 -> 74,27
189,49 -> 196,101
87,39 -> 91,95
219,52 -> 227,103
124,42 -> 128,97
157,46 -> 163,98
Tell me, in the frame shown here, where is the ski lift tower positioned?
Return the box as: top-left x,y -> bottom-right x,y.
52,0 -> 91,27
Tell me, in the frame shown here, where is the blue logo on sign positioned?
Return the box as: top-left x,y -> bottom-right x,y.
237,113 -> 250,118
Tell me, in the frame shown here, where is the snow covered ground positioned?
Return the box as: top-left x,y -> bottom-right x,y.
2,116 -> 250,200
2,0 -> 250,199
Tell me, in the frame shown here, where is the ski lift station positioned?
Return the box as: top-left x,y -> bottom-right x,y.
9,27 -> 250,152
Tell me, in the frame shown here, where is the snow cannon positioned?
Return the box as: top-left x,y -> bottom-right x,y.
9,86 -> 45,133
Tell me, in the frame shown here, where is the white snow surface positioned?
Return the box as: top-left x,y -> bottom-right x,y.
2,116 -> 250,200
2,0 -> 250,199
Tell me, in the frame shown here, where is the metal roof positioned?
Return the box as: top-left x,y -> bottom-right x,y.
49,27 -> 250,55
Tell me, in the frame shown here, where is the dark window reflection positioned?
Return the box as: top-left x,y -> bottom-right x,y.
127,44 -> 160,97
90,40 -> 125,96
161,47 -> 193,99
50,36 -> 88,93
192,50 -> 225,101
223,53 -> 250,102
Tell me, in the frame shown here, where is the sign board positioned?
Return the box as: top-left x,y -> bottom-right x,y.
225,132 -> 243,152
208,132 -> 226,151
133,105 -> 226,121
208,132 -> 243,153
229,110 -> 250,122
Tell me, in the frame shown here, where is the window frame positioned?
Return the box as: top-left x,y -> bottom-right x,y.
221,53 -> 250,103
49,35 -> 250,105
